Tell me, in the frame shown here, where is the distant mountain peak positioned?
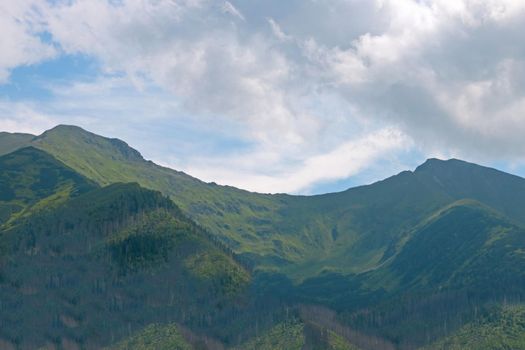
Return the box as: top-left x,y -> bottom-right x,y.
414,157 -> 481,174
0,131 -> 35,137
414,158 -> 442,171
49,124 -> 85,131
0,131 -> 36,156
34,124 -> 144,163
36,124 -> 87,137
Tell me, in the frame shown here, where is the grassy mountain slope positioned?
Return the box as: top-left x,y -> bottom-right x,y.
376,199 -> 525,292
0,182 -> 251,349
0,132 -> 34,156
4,125 -> 525,282
237,320 -> 305,350
0,147 -> 96,225
110,316 -> 366,350
313,201 -> 525,348
414,158 -> 525,225
106,324 -> 193,350
279,159 -> 525,278
235,319 -> 362,350
30,125 -> 287,264
13,126 -> 448,274
34,126 -> 461,277
423,304 -> 525,350
277,170 -> 454,278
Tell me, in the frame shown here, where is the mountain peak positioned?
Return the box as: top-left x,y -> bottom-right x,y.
38,124 -> 95,138
414,158 -> 472,173
49,124 -> 85,132
35,125 -> 144,163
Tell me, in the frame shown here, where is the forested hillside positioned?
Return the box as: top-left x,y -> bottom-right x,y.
0,153 -> 254,348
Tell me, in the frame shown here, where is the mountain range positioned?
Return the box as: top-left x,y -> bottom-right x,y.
1,125 -> 524,349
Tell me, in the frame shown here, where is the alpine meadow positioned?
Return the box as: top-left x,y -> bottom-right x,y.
2,1 -> 525,349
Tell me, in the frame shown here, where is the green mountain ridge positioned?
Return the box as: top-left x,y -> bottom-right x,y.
0,147 -> 97,225
380,199 -> 524,291
0,132 -> 34,157
414,157 -> 525,225
26,125 -> 288,266
4,125 -> 525,281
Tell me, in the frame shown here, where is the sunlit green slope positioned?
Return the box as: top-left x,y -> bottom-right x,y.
374,199 -> 525,293
3,125 -> 525,282
106,324 -> 193,350
111,319 -> 362,350
30,125 -> 287,264
0,131 -> 34,156
0,146 -> 96,224
423,304 -> 525,350
292,200 -> 525,348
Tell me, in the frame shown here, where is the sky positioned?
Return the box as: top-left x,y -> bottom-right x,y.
2,0 -> 525,194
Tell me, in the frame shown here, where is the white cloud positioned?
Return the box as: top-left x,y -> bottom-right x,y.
0,76 -> 186,138
297,0 -> 525,160
181,128 -> 409,193
267,18 -> 291,41
0,100 -> 57,134
0,1 -> 56,82
44,0 -> 296,144
3,0 -> 525,192
221,1 -> 245,21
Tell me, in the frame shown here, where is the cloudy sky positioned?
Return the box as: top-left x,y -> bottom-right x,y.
2,0 -> 525,194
